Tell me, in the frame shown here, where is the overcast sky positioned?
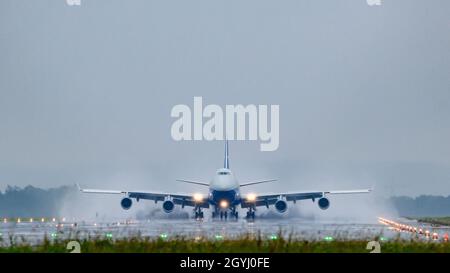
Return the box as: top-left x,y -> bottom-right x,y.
0,0 -> 449,196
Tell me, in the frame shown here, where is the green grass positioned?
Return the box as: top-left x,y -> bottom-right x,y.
1,235 -> 450,253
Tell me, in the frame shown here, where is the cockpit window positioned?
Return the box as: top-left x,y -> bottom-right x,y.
218,172 -> 230,175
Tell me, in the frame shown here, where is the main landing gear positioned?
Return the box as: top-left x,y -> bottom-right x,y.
194,206 -> 204,220
230,208 -> 239,220
246,207 -> 255,220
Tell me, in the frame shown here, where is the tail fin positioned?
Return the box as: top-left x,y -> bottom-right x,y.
224,140 -> 230,169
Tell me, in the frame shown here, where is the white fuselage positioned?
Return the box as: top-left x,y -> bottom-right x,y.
208,168 -> 241,208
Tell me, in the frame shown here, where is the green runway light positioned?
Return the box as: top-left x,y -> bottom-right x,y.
380,237 -> 387,241
323,236 -> 334,241
160,233 -> 168,239
269,235 -> 278,240
106,233 -> 113,238
215,235 -> 223,240
50,233 -> 57,238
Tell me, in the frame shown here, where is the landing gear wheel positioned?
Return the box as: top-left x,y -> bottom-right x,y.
224,211 -> 228,220
194,208 -> 204,220
229,211 -> 238,220
220,211 -> 224,220
246,211 -> 255,220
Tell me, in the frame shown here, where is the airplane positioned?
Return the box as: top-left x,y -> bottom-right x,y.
78,141 -> 371,220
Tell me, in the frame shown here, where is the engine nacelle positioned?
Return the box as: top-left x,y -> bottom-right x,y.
274,199 -> 288,213
162,200 -> 175,213
318,197 -> 330,210
121,197 -> 132,210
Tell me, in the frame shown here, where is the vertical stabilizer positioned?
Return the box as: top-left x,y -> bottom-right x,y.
224,140 -> 230,169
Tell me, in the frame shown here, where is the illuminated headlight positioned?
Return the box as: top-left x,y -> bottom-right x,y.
246,193 -> 257,202
193,193 -> 203,203
220,200 -> 229,209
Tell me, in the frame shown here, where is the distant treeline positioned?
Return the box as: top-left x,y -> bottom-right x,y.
0,185 -> 75,217
390,195 -> 450,217
1,185 -> 450,217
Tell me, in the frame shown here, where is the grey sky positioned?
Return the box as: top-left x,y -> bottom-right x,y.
0,0 -> 449,196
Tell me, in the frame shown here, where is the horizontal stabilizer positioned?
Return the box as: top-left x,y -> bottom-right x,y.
176,179 -> 210,187
240,179 -> 277,187
327,188 -> 372,195
77,184 -> 125,194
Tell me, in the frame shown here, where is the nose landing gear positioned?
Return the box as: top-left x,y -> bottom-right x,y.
212,206 -> 239,220
219,211 -> 228,220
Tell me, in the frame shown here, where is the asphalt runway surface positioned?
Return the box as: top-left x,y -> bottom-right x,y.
1,217 -> 449,246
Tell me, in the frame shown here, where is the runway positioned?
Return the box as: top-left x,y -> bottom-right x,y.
1,217 -> 449,246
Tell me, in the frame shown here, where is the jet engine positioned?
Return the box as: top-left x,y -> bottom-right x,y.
162,200 -> 175,213
121,197 -> 132,210
318,197 -> 330,210
274,199 -> 288,213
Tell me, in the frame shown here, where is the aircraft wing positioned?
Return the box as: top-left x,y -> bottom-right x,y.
78,185 -> 210,208
241,188 -> 371,208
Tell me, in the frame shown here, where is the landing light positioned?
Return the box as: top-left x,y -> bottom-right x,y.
193,193 -> 203,203
246,193 -> 257,202
220,200 -> 229,209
